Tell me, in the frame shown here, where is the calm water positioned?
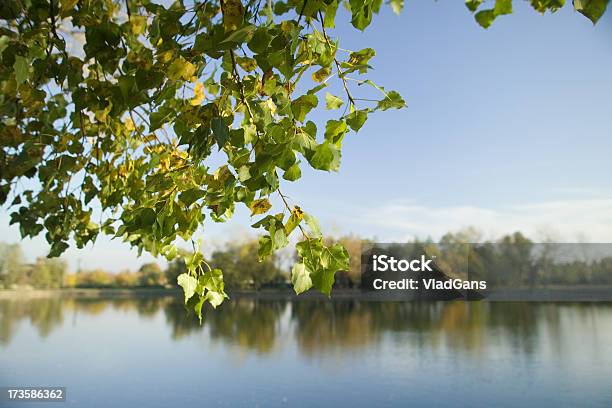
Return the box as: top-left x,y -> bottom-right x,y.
1,296 -> 611,407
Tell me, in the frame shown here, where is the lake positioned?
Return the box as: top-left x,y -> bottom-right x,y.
1,295 -> 611,407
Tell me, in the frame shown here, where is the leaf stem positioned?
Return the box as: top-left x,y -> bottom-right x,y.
318,11 -> 356,108
278,189 -> 309,240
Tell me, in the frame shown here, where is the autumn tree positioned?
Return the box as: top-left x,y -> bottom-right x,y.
138,262 -> 166,286
0,0 -> 607,319
210,238 -> 283,289
0,242 -> 24,288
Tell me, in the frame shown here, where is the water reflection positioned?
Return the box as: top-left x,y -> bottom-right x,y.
1,295 -> 610,359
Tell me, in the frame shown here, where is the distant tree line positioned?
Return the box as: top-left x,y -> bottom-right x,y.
0,238 -> 288,290
1,230 -> 611,290
0,243 -> 66,289
63,262 -> 168,289
365,230 -> 612,288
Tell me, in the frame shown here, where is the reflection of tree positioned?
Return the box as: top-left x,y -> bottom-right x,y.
292,301 -> 376,356
0,296 -> 172,344
27,298 -> 64,338
163,297 -> 285,354
207,299 -> 285,354
135,297 -> 168,318
1,296 -> 605,361
487,303 -> 557,355
72,299 -> 109,316
291,300 -> 559,356
0,298 -> 64,344
163,297 -> 202,340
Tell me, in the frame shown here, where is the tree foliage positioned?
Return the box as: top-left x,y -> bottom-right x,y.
210,238 -> 284,289
0,0 -> 607,319
0,242 -> 67,288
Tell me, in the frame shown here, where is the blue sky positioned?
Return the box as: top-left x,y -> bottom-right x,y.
2,1 -> 611,271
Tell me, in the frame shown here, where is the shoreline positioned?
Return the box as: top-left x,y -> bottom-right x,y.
1,286 -> 612,302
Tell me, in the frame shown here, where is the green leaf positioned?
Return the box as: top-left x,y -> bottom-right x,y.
13,56 -> 29,86
291,263 -> 313,294
0,36 -> 9,55
135,207 -> 156,227
291,94 -> 318,122
309,243 -> 350,296
310,142 -> 341,171
211,117 -> 230,148
221,25 -> 256,44
475,9 -> 497,28
60,0 -> 79,15
348,48 -> 376,67
326,243 -> 350,270
273,228 -> 289,249
574,0 -> 609,23
466,0 -> 484,12
350,0 -> 374,30
324,119 -> 347,144
283,163 -> 302,181
303,212 -> 322,238
324,0 -> 339,27
325,92 -> 344,110
179,189 -> 206,207
310,266 -> 335,296
258,235 -> 273,260
161,245 -> 178,260
194,296 -> 205,323
199,268 -> 225,293
238,165 -> 251,181
177,273 -> 198,303
185,251 -> 204,273
248,28 -> 272,54
530,0 -> 565,13
167,56 -> 196,81
377,91 -> 406,111
205,290 -> 225,308
48,241 -> 69,258
346,109 -> 368,132
494,0 -> 513,15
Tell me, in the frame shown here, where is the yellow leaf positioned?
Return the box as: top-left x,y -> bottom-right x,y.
125,117 -> 135,132
157,50 -> 173,64
190,82 -> 205,106
250,198 -> 272,216
131,16 -> 147,35
265,98 -> 277,115
168,56 -> 196,81
285,206 -> 304,235
292,206 -> 304,218
160,158 -> 170,171
312,67 -> 331,83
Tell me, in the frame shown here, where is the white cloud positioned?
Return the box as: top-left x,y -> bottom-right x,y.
354,197 -> 612,243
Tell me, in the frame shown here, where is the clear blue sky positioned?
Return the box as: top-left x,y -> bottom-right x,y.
2,1 -> 611,271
